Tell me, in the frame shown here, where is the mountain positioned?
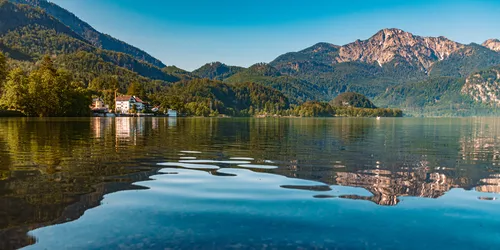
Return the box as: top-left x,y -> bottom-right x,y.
3,0 -> 500,118
192,62 -> 245,80
273,28 -> 468,73
9,0 -> 166,68
429,43 -> 500,78
224,63 -> 326,103
482,39 -> 500,52
462,66 -> 500,105
0,0 -> 180,88
336,28 -> 463,70
162,65 -> 197,81
270,28 -> 500,114
156,78 -> 289,116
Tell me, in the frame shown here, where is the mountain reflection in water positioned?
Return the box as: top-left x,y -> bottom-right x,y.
0,117 -> 499,249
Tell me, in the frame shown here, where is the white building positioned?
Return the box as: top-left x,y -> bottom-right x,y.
115,95 -> 147,114
167,109 -> 178,117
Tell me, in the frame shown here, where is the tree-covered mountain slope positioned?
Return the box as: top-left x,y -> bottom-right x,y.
462,65 -> 500,105
192,62 -> 245,81
9,0 -> 166,68
0,0 -> 180,85
270,28 -> 500,102
224,63 -> 326,103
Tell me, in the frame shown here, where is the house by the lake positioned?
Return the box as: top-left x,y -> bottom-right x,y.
167,109 -> 178,117
116,95 -> 147,114
91,97 -> 109,113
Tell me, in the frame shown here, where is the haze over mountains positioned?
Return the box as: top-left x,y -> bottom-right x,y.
2,0 -> 500,116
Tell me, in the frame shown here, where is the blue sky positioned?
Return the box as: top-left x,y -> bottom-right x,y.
51,0 -> 500,71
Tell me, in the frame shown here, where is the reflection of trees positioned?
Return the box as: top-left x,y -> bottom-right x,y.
0,118 -> 161,249
1,117 -> 500,247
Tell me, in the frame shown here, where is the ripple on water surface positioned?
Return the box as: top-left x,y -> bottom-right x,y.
25,167 -> 500,250
157,162 -> 220,170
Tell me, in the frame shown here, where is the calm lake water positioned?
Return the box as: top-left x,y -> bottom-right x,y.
1,117 -> 500,249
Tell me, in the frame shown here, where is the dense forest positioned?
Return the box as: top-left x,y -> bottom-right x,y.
224,63 -> 327,103
0,0 -> 405,118
0,50 -> 402,117
0,55 -> 91,116
331,92 -> 377,109
9,0 -> 167,68
153,79 -> 289,117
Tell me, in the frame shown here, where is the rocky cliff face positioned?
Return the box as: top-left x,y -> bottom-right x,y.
336,29 -> 464,70
271,28 -> 475,82
482,39 -> 500,52
462,66 -> 500,105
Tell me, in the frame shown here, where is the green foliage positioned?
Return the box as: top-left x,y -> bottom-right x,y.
269,39 -> 500,112
162,65 -> 195,81
192,62 -> 245,81
291,101 -> 334,117
0,56 -> 91,116
130,104 -> 137,114
88,74 -> 118,91
126,82 -> 146,98
430,44 -> 500,78
290,101 -> 402,117
155,78 -> 289,117
332,107 -> 403,117
374,77 -> 479,116
331,92 -> 377,108
225,63 -> 326,103
0,1 -> 180,84
10,0 -> 166,68
53,51 -> 167,94
0,52 -> 6,88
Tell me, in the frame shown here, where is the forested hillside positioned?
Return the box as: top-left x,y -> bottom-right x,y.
0,0 -> 179,86
192,62 -> 245,81
153,78 -> 289,116
4,0 -> 500,117
268,28 -> 500,114
9,0 -> 166,68
224,63 -> 326,103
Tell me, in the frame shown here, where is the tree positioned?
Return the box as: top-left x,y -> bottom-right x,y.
0,52 -> 7,89
1,56 -> 91,117
1,68 -> 29,111
127,82 -> 146,98
331,92 -> 377,109
130,104 -> 137,114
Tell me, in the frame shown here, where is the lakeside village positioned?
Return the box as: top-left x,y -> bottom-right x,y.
91,95 -> 178,117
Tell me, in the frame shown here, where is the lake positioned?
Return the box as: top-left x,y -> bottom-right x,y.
1,117 -> 499,249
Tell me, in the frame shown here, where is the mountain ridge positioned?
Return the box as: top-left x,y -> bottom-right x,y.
3,0 -> 500,117
9,0 -> 167,68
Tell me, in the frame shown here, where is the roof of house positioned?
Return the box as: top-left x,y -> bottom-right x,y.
134,97 -> 145,103
116,95 -> 132,102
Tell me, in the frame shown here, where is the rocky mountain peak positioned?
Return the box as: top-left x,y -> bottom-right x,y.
336,28 -> 464,69
482,39 -> 500,52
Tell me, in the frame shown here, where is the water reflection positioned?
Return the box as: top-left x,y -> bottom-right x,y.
0,117 -> 499,248
24,168 -> 500,250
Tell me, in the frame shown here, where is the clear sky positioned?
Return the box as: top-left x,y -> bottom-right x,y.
50,0 -> 500,71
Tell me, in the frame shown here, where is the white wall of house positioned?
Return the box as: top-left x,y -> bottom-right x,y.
116,97 -> 134,114
116,100 -> 129,114
115,96 -> 146,113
